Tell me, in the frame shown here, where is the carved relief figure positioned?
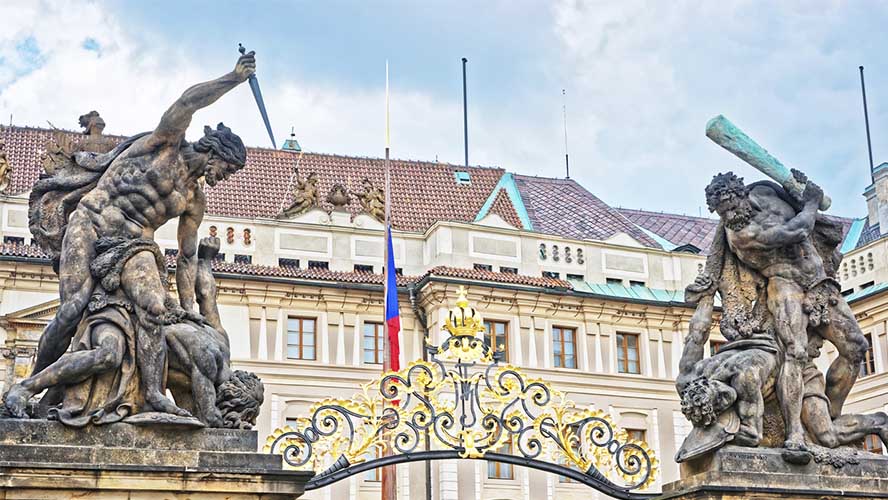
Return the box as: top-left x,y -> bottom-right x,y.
355,177 -> 384,221
41,131 -> 74,176
76,111 -> 116,154
5,51 -> 261,426
280,169 -> 319,218
326,182 -> 350,209
0,137 -> 10,193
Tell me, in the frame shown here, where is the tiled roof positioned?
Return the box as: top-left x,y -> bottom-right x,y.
512,175 -> 660,248
620,208 -> 856,255
424,266 -> 571,289
0,125 -> 504,233
618,208 -> 719,251
856,220 -> 881,248
0,243 -> 570,290
485,188 -> 524,229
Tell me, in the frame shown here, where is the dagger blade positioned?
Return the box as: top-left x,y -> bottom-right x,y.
248,75 -> 276,149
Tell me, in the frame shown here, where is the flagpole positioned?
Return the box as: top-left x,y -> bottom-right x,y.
381,59 -> 398,500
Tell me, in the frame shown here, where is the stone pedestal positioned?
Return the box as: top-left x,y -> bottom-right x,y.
0,419 -> 312,499
658,445 -> 888,499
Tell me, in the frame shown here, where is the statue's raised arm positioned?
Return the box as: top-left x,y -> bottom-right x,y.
148,51 -> 256,147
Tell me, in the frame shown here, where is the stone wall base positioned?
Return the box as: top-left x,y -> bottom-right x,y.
658,445 -> 888,500
0,419 -> 312,499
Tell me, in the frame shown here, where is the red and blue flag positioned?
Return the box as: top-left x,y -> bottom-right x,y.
384,225 -> 400,372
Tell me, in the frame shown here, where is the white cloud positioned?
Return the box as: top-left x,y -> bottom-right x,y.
1,0 -> 885,219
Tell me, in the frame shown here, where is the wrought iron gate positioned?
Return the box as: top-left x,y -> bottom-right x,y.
265,287 -> 658,499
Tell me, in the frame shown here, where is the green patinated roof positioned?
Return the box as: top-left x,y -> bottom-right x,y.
845,282 -> 888,303
568,278 -> 684,303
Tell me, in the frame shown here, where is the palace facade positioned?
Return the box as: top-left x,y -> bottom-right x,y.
0,124 -> 885,499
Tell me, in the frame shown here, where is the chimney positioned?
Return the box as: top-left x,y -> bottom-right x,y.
864,162 -> 888,230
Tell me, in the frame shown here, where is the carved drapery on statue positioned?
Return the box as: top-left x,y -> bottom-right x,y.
4,49 -> 268,430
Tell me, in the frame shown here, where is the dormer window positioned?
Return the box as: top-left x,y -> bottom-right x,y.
454,171 -> 471,185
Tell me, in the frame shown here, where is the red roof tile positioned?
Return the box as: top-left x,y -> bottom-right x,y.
0,243 -> 571,290
485,188 -> 524,228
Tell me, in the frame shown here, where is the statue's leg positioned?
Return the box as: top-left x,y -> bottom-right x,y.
767,277 -> 810,460
819,301 -> 869,418
120,250 -> 190,417
831,412 -> 888,448
4,322 -> 123,418
732,369 -> 765,446
31,211 -> 97,375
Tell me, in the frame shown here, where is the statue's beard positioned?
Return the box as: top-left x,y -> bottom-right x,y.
723,204 -> 753,231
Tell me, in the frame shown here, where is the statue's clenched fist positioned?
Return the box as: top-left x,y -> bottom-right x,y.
234,51 -> 256,82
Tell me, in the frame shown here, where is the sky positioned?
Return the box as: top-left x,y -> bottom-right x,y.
1,0 -> 887,218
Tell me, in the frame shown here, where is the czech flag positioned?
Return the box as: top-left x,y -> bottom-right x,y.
384,225 -> 401,372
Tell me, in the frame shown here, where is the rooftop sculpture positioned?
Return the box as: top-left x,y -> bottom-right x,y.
676,116 -> 888,465
2,51 -> 264,429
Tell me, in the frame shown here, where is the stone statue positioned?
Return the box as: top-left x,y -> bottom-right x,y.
41,131 -> 74,176
677,170 -> 878,464
3,51 -> 263,427
0,137 -> 10,193
76,111 -> 116,154
280,169 -> 318,218
355,177 -> 384,222
326,182 -> 350,209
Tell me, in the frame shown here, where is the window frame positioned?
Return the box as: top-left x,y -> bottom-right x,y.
286,316 -> 317,361
486,441 -> 514,480
552,326 -> 577,369
616,332 -> 641,374
483,319 -> 509,362
363,321 -> 385,365
860,333 -> 876,377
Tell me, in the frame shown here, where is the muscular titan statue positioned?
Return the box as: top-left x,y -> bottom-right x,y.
704,171 -> 868,459
17,51 -> 257,417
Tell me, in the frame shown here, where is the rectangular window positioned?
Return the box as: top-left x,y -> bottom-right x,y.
606,277 -> 623,286
499,266 -> 518,274
552,326 -> 577,369
617,332 -> 641,374
566,273 -> 585,281
626,428 -> 647,443
864,434 -> 884,455
710,340 -> 725,357
214,252 -> 225,261
861,281 -> 875,290
542,271 -> 561,279
629,280 -> 646,287
487,441 -> 514,479
286,317 -> 316,361
483,320 -> 509,362
860,333 -> 876,377
363,322 -> 384,365
234,254 -> 252,264
164,248 -> 178,257
2,236 -> 24,245
354,264 -> 374,273
364,447 -> 381,481
279,258 -> 300,268
308,260 -> 329,270
382,267 -> 403,275
841,288 -> 854,297
473,263 -> 493,272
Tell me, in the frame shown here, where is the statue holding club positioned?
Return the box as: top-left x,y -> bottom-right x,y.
677,116 -> 879,464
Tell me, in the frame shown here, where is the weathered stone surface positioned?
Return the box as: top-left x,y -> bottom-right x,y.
0,419 -> 312,499
659,445 -> 888,499
0,419 -> 257,452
